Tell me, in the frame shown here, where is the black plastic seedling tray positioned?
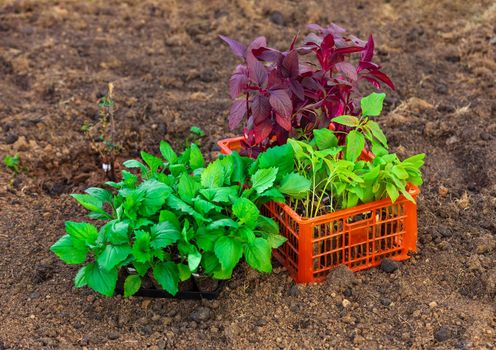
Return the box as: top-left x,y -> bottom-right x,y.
115,275 -> 224,300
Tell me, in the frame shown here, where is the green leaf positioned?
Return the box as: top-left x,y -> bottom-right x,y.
201,251 -> 220,274
207,218 -> 239,230
201,160 -> 225,188
313,128 -> 339,150
278,172 -> 311,199
232,198 -> 260,226
259,187 -> 285,203
160,140 -> 178,164
266,234 -> 286,249
367,120 -> 388,148
132,230 -> 152,263
400,187 -> 415,203
71,194 -> 109,218
345,130 -> 365,162
166,195 -> 207,222
153,262 -> 180,296
133,261 -> 149,276
238,226 -> 256,244
371,139 -> 388,157
256,216 -> 279,235
138,180 -> 172,216
97,244 -> 131,271
392,165 -> 409,179
361,92 -> 385,117
192,197 -> 221,215
386,183 -> 400,203
85,262 -> 118,297
141,151 -> 164,173
107,221 -> 129,245
244,238 -> 272,273
214,236 -> 243,271
189,143 -> 205,170
332,115 -> 360,127
219,156 -> 234,185
159,210 -> 180,229
251,167 -> 278,194
199,186 -> 238,203
178,173 -> 201,203
177,263 -> 192,281
256,144 -> 294,179
50,235 -> 88,264
65,221 -> 98,245
74,265 -> 89,288
188,247 -> 202,271
170,163 -> 187,177
190,126 -> 205,137
123,159 -> 149,177
123,275 -> 142,298
402,153 -> 425,169
85,187 -> 113,204
196,229 -> 223,251
231,152 -> 247,184
150,221 -> 180,249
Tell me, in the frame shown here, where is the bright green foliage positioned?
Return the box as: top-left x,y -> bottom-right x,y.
332,92 -> 389,150
51,141 -> 287,297
286,94 -> 425,217
3,154 -> 20,173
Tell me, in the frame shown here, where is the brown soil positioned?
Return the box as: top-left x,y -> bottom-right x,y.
1,0 -> 495,349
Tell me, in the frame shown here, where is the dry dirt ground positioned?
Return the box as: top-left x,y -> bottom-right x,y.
1,0 -> 495,349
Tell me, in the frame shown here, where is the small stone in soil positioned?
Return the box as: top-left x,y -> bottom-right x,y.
190,306 -> 212,322
269,11 -> 285,26
342,299 -> 351,308
434,326 -> 451,342
107,332 -> 120,340
288,284 -> 300,297
343,288 -> 353,297
5,133 -> 18,144
381,297 -> 392,306
380,259 -> 399,273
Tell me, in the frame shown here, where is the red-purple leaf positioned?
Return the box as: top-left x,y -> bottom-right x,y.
321,34 -> 335,50
289,32 -> 299,50
253,120 -> 273,144
252,47 -> 282,62
367,70 -> 395,90
275,113 -> 292,131
228,100 -> 247,130
282,50 -> 299,78
246,54 -> 268,87
334,46 -> 364,55
361,34 -> 374,62
252,95 -> 271,124
269,89 -> 292,118
229,65 -> 248,98
362,76 -> 382,89
306,23 -> 324,31
219,35 -> 246,58
358,61 -> 380,72
249,36 -> 267,50
335,62 -> 358,81
289,80 -> 305,100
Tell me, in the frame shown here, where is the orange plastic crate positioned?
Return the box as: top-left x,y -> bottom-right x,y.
218,136 -> 419,283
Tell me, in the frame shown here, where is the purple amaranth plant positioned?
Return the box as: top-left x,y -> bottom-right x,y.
220,23 -> 394,155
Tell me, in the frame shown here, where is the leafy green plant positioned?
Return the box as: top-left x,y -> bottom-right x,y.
287,132 -> 424,217
331,92 -> 389,159
50,141 -> 289,297
3,154 -> 20,174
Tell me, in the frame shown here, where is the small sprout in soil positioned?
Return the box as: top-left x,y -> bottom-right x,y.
190,126 -> 205,137
3,154 -> 20,174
